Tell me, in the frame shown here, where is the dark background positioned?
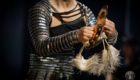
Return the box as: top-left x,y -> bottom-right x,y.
0,0 -> 139,80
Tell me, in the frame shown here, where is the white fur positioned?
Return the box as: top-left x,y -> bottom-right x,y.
72,54 -> 99,75
71,36 -> 121,76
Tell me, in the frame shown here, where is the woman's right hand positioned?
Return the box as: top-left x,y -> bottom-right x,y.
78,25 -> 96,42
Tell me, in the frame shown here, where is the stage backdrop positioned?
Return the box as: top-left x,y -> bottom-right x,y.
0,0 -> 139,80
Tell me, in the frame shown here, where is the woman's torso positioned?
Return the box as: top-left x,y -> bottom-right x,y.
27,2 -> 86,80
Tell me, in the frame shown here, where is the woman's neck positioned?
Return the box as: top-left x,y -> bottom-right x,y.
50,0 -> 77,12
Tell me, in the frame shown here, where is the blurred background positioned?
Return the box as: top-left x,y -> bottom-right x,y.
0,0 -> 140,80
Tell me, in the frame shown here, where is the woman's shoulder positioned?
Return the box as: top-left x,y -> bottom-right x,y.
29,0 -> 52,24
29,0 -> 51,12
77,1 -> 92,11
77,1 -> 96,26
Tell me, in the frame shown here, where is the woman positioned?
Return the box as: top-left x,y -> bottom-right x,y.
27,0 -> 118,80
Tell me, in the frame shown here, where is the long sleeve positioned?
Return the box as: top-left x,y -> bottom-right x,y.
28,2 -> 79,56
107,31 -> 118,45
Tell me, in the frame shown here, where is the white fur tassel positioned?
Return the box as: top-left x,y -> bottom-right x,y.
97,49 -> 108,76
105,39 -> 121,72
70,41 -> 99,75
72,54 -> 99,75
97,39 -> 108,76
70,32 -> 121,76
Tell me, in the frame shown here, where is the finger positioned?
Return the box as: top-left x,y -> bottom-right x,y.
106,18 -> 114,24
92,25 -> 96,28
85,26 -> 96,31
92,25 -> 97,31
84,26 -> 94,31
106,21 -> 114,27
83,33 -> 93,38
83,36 -> 90,41
104,30 -> 112,35
104,30 -> 111,37
87,31 -> 94,35
104,29 -> 111,33
83,29 -> 94,35
105,21 -> 114,27
104,25 -> 113,31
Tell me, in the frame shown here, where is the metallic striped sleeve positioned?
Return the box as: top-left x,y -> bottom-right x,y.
107,31 -> 118,45
28,2 -> 79,56
85,6 -> 96,27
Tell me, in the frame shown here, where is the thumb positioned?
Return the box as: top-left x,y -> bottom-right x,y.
92,25 -> 96,28
92,25 -> 97,31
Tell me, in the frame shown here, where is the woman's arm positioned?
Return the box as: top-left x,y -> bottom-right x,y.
28,4 -> 79,56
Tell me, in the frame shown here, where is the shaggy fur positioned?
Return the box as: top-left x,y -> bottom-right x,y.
72,54 -> 99,75
71,33 -> 121,76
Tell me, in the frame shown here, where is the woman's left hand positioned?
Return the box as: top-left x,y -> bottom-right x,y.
104,18 -> 116,38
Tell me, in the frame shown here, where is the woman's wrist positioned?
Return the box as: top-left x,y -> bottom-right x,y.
107,30 -> 118,45
74,29 -> 80,43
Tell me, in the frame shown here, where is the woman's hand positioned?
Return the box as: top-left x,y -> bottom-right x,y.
78,26 -> 96,42
104,18 -> 116,38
